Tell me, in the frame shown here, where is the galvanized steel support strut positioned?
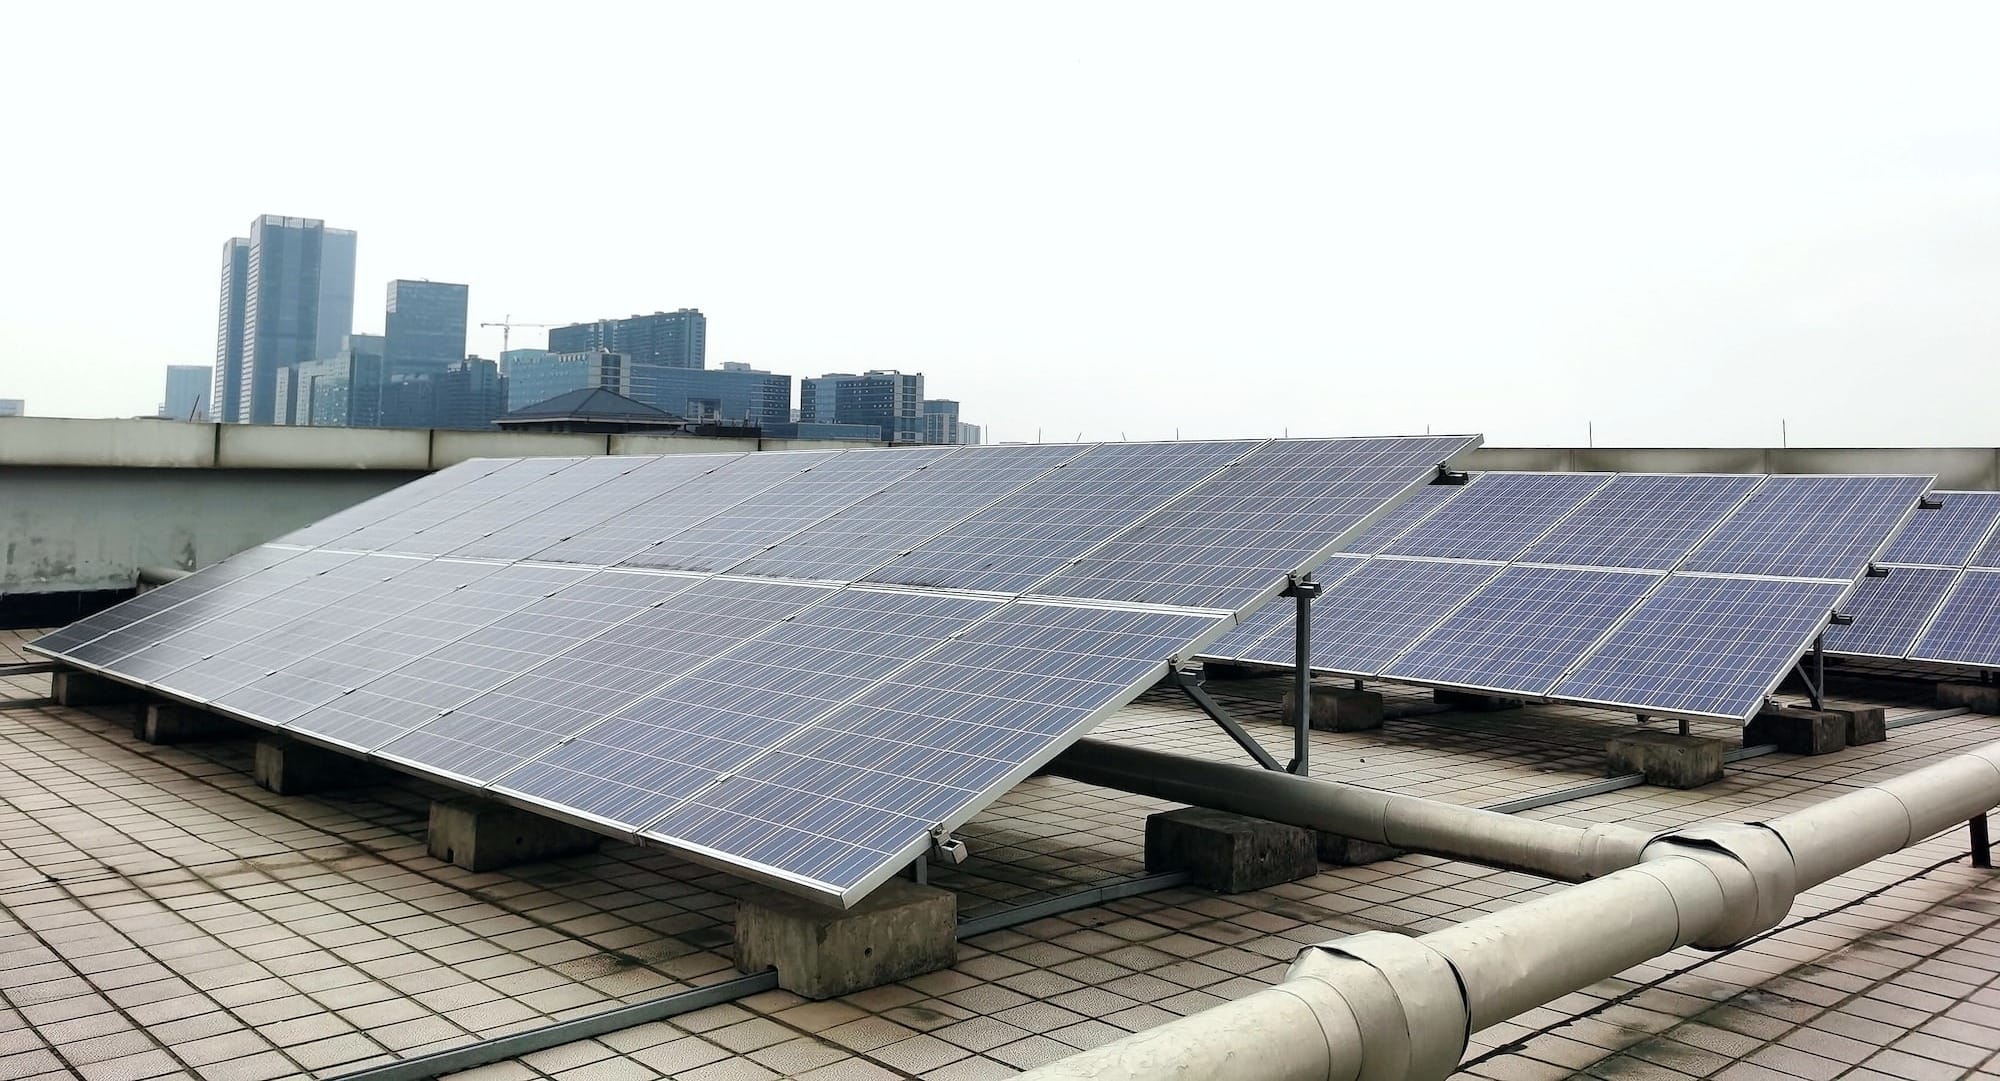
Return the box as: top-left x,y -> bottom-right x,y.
1283,573 -> 1321,776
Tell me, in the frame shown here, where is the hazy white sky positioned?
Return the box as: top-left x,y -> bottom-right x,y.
3,2 -> 1996,446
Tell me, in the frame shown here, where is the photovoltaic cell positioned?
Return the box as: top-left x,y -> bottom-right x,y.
1038,436 -> 1484,610
386,456 -> 657,558
1823,566 -> 1960,659
732,444 -> 1085,583
1682,476 -> 1931,580
532,451 -> 838,567
1553,575 -> 1848,719
378,577 -> 836,784
1340,483 -> 1465,555
274,458 -> 513,547
1380,472 -> 1614,563
1880,492 -> 2000,568
638,602 -> 1220,897
867,440 -> 1257,595
29,545 -> 303,658
1204,556 -> 1502,675
618,448 -> 954,574
489,590 -> 1003,830
333,458 -> 583,552
1910,570 -> 2000,666
1382,566 -> 1663,695
449,455 -> 742,561
1518,473 -> 1763,571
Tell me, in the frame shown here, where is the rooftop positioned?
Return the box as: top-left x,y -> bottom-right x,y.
4,627 -> 1996,1081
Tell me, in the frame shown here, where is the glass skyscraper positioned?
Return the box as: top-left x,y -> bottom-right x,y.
547,309 -> 706,370
213,216 -> 356,424
383,280 -> 469,377
162,365 -> 212,421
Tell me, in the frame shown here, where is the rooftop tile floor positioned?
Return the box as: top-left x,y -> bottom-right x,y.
2,627 -> 1997,1080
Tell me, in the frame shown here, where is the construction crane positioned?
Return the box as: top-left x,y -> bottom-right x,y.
478,315 -> 559,355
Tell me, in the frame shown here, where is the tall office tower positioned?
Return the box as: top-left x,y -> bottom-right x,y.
280,335 -> 386,428
800,370 -> 926,442
502,350 -> 642,412
214,216 -> 357,424
383,280 -> 470,377
548,309 -> 706,370
162,365 -> 212,421
431,358 -> 509,429
651,362 -> 792,427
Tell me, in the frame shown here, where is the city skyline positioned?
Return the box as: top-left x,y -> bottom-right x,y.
5,6 -> 2000,446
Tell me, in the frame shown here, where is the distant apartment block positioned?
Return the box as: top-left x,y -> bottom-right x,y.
800,370 -> 926,443
214,216 -> 357,424
279,335 -> 386,427
958,421 -> 984,445
548,309 -> 706,370
161,365 -> 212,421
502,349 -> 651,412
384,280 -> 469,377
0,399 -> 23,417
922,399 -> 961,445
651,362 -> 792,428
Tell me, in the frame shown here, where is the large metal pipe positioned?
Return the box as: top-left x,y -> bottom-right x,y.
1049,738 -> 1651,881
1018,740 -> 2000,1081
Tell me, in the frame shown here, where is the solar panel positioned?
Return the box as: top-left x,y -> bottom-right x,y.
865,440 -> 1259,595
274,458 -> 514,548
1340,482 -> 1465,555
533,451 -> 838,567
1381,565 -> 1663,695
1681,475 -> 1931,580
1909,569 -> 2000,666
28,544 -> 305,657
1822,566 -> 1961,660
1552,574 -> 1849,719
1207,556 -> 1504,675
1379,472 -> 1614,563
635,602 -> 1222,900
30,436 -> 1479,906
732,444 -> 1086,583
1880,492 -> 2000,568
618,448 -> 954,574
488,589 -> 1005,830
1517,473 -> 1763,571
1038,436 -> 1481,610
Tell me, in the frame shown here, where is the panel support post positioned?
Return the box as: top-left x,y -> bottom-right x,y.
1283,574 -> 1322,777
1974,814 -> 1993,870
1810,635 -> 1826,712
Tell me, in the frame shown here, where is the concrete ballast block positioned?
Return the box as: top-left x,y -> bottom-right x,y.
1606,732 -> 1725,789
1745,705 -> 1847,756
736,879 -> 956,999
254,737 -> 376,795
1317,833 -> 1405,867
1280,686 -> 1385,732
427,798 -> 599,872
135,703 -> 243,744
1434,688 -> 1525,712
1145,807 -> 1320,893
50,670 -> 149,707
1826,705 -> 1886,746
1937,682 -> 2000,714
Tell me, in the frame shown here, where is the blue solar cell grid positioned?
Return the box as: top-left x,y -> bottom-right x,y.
333,458 -> 582,552
29,545 -> 303,659
1879,492 -> 2000,568
1382,566 -> 1663,696
533,451 -> 836,567
1682,476 -> 1931,580
638,602 -> 1221,899
446,456 -> 736,561
1340,483 -> 1465,555
1207,556 -> 1502,675
1039,436 -> 1481,610
1823,566 -> 1961,659
1518,473 -> 1763,571
1381,472 -> 1614,563
1552,575 -> 1849,719
275,458 -> 514,548
1909,570 -> 2000,666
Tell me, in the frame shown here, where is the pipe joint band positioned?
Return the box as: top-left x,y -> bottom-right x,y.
1293,932 -> 1468,1081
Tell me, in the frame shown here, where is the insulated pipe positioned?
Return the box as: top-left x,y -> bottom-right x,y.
1048,738 -> 1652,881
1018,739 -> 2000,1081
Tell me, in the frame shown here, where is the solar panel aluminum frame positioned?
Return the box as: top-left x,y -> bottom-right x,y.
1905,569 -> 2000,668
1825,567 -> 1964,662
1017,437 -> 1488,625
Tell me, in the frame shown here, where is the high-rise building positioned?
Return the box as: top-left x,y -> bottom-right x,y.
0,399 -> 23,417
161,365 -> 212,421
922,399 -> 961,445
214,216 -> 357,424
280,336 -> 385,427
548,309 -> 706,370
383,280 -> 469,377
957,422 -> 984,445
431,358 -> 509,430
502,349 -> 647,411
799,370 -> 926,443
650,362 -> 792,428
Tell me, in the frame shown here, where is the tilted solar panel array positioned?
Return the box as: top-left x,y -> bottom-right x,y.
1204,472 -> 1934,721
31,436 -> 1478,905
1823,491 -> 2000,667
